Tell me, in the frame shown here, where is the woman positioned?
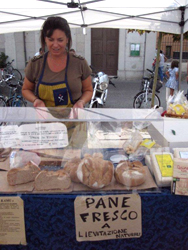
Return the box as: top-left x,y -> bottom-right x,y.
22,16 -> 93,109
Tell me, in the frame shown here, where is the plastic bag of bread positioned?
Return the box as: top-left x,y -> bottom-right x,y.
114,160 -> 146,187
10,150 -> 41,169
77,155 -> 114,189
129,139 -> 156,161
122,130 -> 143,155
166,91 -> 188,116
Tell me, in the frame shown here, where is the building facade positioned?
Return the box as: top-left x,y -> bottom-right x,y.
0,29 -> 158,80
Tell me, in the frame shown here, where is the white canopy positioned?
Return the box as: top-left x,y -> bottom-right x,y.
0,0 -> 188,34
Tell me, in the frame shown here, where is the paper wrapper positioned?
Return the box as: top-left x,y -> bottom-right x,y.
0,172 -> 73,193
0,166 -> 157,193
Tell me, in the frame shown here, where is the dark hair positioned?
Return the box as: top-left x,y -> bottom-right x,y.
171,60 -> 179,69
40,16 -> 72,51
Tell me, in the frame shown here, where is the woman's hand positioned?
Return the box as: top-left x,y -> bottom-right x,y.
33,98 -> 46,108
73,99 -> 85,109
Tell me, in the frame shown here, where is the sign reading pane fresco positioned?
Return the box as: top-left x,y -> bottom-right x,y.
74,194 -> 142,241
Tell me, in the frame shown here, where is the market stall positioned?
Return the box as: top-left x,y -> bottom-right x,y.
0,107 -> 187,249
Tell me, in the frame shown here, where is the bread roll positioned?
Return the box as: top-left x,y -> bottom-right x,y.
77,157 -> 114,189
7,161 -> 40,186
34,169 -> 71,191
64,157 -> 81,183
115,160 -> 146,187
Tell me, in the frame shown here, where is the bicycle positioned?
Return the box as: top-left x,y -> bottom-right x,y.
0,66 -> 22,88
4,59 -> 22,82
0,68 -> 17,88
133,69 -> 161,109
0,80 -> 27,107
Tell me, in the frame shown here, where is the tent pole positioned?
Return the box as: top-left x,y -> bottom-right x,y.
142,32 -> 147,77
23,32 -> 27,67
151,32 -> 162,108
178,6 -> 185,90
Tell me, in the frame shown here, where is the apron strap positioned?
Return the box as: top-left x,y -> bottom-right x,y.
64,54 -> 74,104
38,52 -> 48,83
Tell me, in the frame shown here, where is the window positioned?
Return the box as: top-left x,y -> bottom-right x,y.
130,43 -> 140,56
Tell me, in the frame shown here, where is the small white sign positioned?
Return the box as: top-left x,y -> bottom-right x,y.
179,151 -> 188,159
0,122 -> 68,149
19,123 -> 68,149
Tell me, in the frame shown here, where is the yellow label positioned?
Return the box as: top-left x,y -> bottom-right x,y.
140,139 -> 155,149
173,104 -> 185,115
155,154 -> 173,177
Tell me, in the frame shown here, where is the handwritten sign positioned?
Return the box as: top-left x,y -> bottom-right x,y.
74,194 -> 142,241
0,122 -> 68,149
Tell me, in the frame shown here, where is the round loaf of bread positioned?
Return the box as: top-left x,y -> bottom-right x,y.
64,157 -> 81,183
115,160 -> 146,187
77,157 -> 114,189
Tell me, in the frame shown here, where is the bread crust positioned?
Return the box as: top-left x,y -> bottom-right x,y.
7,162 -> 40,186
64,157 -> 81,183
115,160 -> 146,187
34,169 -> 71,191
77,157 -> 114,189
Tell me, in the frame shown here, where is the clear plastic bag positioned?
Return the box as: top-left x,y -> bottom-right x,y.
133,108 -> 162,130
10,150 -> 41,169
166,91 -> 188,116
122,130 -> 143,155
128,139 -> 156,162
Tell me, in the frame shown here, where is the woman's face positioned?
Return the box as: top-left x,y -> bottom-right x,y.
45,29 -> 68,56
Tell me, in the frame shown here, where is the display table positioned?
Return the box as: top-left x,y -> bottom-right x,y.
0,190 -> 187,250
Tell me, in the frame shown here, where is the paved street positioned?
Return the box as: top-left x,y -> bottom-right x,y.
103,76 -> 188,110
0,74 -> 187,110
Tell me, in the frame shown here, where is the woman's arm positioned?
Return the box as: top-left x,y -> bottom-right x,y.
166,71 -> 170,78
73,75 -> 93,109
22,77 -> 45,107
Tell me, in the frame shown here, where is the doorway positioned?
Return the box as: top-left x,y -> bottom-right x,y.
91,28 -> 119,75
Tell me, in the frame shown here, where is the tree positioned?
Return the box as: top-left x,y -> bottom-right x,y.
0,52 -> 8,68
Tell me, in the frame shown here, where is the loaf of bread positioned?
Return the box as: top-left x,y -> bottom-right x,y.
115,160 -> 146,187
34,169 -> 71,191
64,157 -> 81,183
7,161 -> 40,186
77,157 -> 114,189
83,152 -> 103,159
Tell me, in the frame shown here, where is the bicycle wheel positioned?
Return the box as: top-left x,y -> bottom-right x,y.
133,91 -> 161,109
11,69 -> 22,83
8,97 -> 26,107
0,97 -> 6,107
